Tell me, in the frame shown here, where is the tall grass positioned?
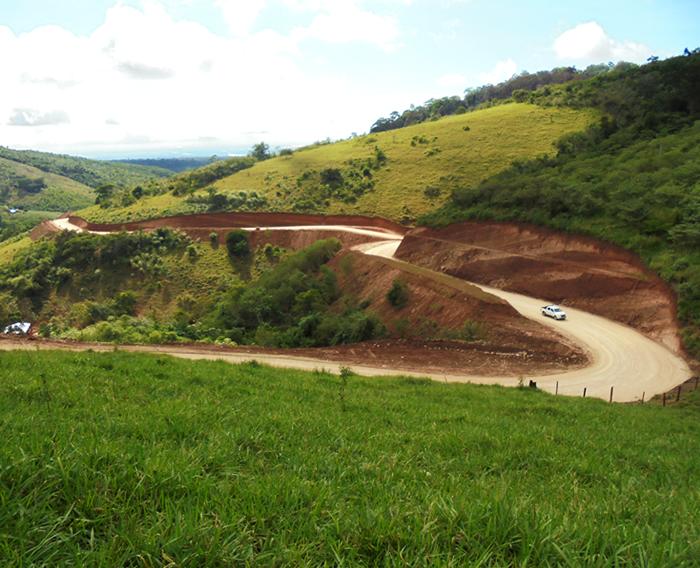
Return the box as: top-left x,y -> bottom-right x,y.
1,350 -> 698,565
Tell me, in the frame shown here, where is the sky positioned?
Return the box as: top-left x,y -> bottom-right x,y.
0,0 -> 697,158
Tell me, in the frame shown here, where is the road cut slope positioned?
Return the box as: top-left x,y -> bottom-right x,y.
362,239 -> 692,402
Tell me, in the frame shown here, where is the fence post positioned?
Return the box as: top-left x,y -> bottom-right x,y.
583,387 -> 587,398
676,385 -> 682,402
662,392 -> 666,407
609,386 -> 614,403
555,381 -> 559,396
641,391 -> 645,404
695,376 -> 699,390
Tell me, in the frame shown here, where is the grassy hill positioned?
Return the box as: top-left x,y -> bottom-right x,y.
0,349 -> 698,565
78,103 -> 594,223
0,156 -> 95,211
0,146 -> 171,190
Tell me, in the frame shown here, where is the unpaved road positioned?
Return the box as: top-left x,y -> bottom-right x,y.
8,216 -> 689,402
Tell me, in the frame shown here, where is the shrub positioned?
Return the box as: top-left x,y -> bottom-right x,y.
186,244 -> 199,259
320,168 -> 344,188
113,291 -> 137,316
226,230 -> 250,258
387,279 -> 409,308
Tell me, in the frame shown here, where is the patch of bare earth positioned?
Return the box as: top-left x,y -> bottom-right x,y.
327,250 -> 588,375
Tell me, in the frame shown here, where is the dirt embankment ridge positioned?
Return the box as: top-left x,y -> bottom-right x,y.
396,222 -> 682,352
66,212 -> 408,235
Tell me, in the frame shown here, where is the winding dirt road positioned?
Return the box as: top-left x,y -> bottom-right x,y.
361,239 -> 692,401
8,216 -> 690,402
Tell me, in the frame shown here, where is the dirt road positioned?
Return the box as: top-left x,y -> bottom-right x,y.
17,216 -> 690,402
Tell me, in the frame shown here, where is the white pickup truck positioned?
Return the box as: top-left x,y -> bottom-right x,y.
541,305 -> 567,320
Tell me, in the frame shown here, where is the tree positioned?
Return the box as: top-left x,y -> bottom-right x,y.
95,184 -> 115,207
250,142 -> 271,161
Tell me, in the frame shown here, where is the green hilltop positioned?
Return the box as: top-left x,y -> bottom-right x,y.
77,103 -> 594,223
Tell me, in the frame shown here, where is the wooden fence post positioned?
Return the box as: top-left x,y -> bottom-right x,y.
676,385 -> 682,402
695,376 -> 699,390
609,386 -> 614,403
662,392 -> 666,407
641,391 -> 645,404
555,381 -> 559,396
583,387 -> 587,398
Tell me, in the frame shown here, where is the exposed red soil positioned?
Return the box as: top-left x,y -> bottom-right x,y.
328,250 -> 588,372
395,222 -> 682,352
29,221 -> 61,240
208,228 -> 384,250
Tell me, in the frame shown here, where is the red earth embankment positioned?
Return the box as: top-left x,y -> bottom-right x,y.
55,212 -> 405,251
395,222 -> 682,352
328,250 -> 588,374
67,212 -> 407,235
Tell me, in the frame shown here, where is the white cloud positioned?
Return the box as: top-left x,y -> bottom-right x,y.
437,73 -> 466,90
0,1 -> 409,156
553,22 -> 651,63
288,0 -> 402,51
478,58 -> 517,85
215,0 -> 267,36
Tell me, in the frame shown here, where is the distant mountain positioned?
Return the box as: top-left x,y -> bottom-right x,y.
111,157 -> 223,173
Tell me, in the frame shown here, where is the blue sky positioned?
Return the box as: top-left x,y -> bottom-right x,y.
0,0 -> 697,158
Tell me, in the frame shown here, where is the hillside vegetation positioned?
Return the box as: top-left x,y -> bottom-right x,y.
425,53 -> 700,356
0,229 -> 390,348
0,350 -> 698,565
79,103 -> 594,223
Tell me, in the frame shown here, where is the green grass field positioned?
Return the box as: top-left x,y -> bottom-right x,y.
1,350 -> 698,566
0,235 -> 33,264
81,103 -> 594,223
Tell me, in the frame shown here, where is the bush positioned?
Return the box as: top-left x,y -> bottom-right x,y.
226,230 -> 250,258
387,279 -> 409,308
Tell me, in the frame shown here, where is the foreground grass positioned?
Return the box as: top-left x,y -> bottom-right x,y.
0,350 -> 698,566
